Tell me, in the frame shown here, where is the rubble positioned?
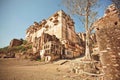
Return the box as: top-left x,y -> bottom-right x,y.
65,58 -> 104,80
53,60 -> 69,65
3,52 -> 15,58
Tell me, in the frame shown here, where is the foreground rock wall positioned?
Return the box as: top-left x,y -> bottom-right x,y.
94,4 -> 120,80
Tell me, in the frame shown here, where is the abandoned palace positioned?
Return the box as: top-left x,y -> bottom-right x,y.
25,10 -> 85,61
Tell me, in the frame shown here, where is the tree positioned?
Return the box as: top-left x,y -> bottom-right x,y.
62,0 -> 98,59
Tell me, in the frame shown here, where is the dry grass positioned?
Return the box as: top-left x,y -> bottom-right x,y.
0,58 -> 72,80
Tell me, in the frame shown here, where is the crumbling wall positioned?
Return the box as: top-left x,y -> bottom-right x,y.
96,27 -> 120,80
94,4 -> 120,80
9,39 -> 23,47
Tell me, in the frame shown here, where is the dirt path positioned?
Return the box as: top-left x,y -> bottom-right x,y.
0,58 -> 72,80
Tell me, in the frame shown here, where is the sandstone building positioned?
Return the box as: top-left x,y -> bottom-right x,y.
26,10 -> 84,61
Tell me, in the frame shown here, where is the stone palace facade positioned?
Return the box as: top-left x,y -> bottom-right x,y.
26,10 -> 84,61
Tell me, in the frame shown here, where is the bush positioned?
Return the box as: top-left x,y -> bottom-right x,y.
23,40 -> 27,45
16,46 -> 27,52
27,45 -> 32,49
0,43 -> 33,57
0,46 -> 9,53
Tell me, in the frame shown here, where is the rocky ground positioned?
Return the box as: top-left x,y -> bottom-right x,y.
0,58 -> 82,80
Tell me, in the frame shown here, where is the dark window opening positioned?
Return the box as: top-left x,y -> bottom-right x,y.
96,28 -> 99,30
114,21 -> 118,25
44,46 -> 45,49
56,51 -> 57,54
50,18 -> 53,21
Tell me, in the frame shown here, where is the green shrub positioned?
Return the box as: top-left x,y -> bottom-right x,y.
16,45 -> 27,52
23,40 -> 27,45
0,43 -> 32,54
27,45 -> 32,49
0,46 -> 9,53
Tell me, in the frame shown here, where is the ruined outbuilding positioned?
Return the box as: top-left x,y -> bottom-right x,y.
9,39 -> 23,47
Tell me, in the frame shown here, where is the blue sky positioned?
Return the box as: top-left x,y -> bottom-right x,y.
0,0 -> 111,48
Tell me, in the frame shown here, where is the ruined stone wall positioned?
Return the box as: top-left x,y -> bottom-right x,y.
96,27 -> 120,80
94,4 -> 120,80
9,39 -> 23,47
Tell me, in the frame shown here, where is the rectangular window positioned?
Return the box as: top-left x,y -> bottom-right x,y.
44,46 -> 45,49
48,50 -> 49,54
45,50 -> 47,53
